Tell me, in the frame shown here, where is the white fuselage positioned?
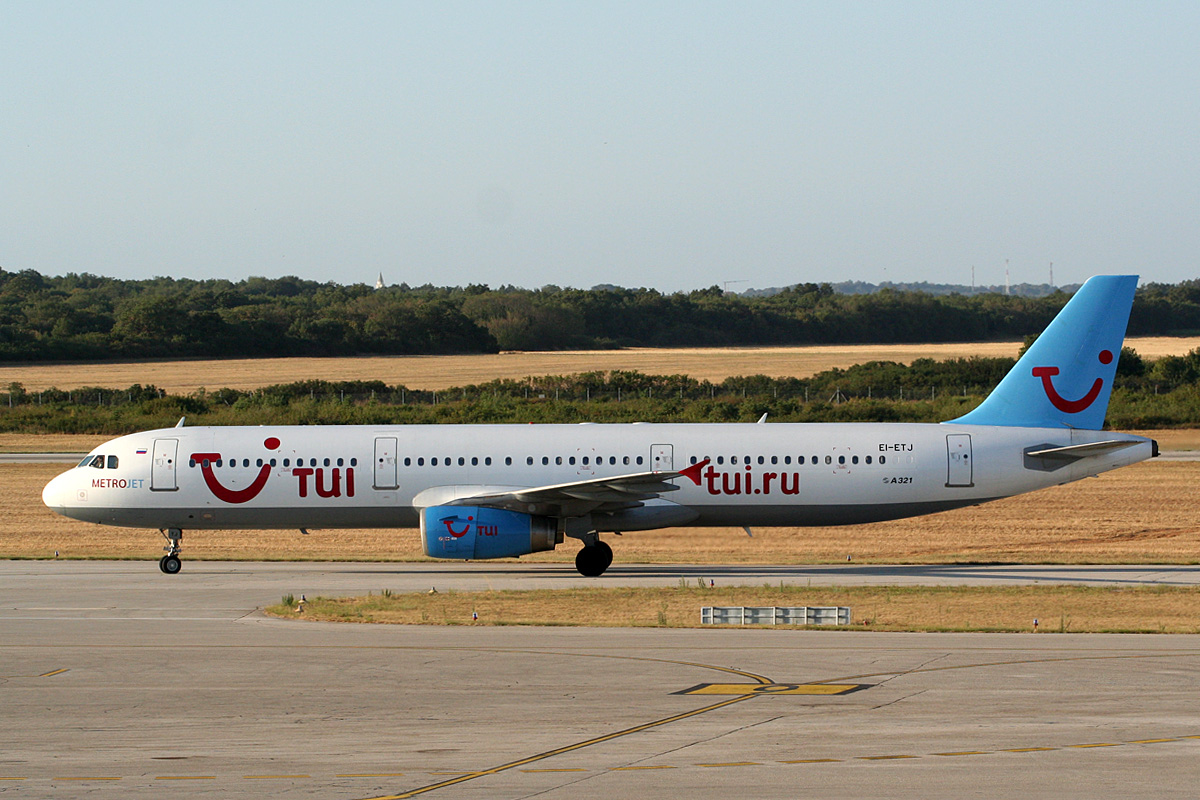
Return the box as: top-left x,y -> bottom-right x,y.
42,422 -> 1155,532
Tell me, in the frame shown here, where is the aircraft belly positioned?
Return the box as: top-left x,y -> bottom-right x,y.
693,497 -> 1000,526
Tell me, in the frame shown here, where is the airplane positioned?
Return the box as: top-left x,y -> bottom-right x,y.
43,275 -> 1157,577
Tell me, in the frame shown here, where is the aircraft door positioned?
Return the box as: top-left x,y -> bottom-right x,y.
151,438 -> 179,491
650,444 -> 673,472
374,436 -> 399,490
946,434 -> 973,487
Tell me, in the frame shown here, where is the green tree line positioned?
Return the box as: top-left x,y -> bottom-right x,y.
4,267 -> 1200,361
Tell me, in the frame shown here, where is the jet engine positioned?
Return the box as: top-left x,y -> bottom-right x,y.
420,505 -> 560,560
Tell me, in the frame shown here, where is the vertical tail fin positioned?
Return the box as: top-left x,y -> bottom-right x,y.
949,275 -> 1138,430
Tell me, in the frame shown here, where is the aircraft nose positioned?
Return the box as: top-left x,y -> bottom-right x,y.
42,470 -> 73,511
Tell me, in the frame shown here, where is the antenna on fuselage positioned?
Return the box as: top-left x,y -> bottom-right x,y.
175,416 -> 186,428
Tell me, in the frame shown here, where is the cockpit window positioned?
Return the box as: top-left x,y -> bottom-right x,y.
90,456 -> 105,469
77,455 -> 98,468
107,455 -> 119,469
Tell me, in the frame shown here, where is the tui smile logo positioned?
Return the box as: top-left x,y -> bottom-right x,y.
191,437 -> 280,504
1032,350 -> 1112,414
441,515 -> 473,537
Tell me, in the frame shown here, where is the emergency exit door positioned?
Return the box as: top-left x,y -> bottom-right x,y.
946,434 -> 973,487
374,437 -> 399,490
650,444 -> 674,472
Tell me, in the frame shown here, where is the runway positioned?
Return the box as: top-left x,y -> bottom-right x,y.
2,562 -> 1199,799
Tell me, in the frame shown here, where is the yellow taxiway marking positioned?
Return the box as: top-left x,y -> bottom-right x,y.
779,758 -> 842,763
858,755 -> 917,760
155,776 -> 216,780
0,777 -> 27,781
1,668 -> 69,679
54,776 -> 120,781
1003,747 -> 1057,752
934,751 -> 987,756
243,774 -> 311,779
1129,738 -> 1178,744
697,761 -> 760,768
338,773 -> 407,778
518,769 -> 588,773
679,683 -> 864,696
1070,743 -> 1119,749
38,669 -> 68,678
611,765 -> 676,771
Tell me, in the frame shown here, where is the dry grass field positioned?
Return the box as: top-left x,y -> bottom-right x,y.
4,336 -> 1200,393
9,459 -> 1200,564
265,584 -> 1200,634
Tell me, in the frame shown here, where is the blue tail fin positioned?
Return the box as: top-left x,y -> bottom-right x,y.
949,275 -> 1138,430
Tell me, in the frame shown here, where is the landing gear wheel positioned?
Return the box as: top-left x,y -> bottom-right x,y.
160,555 -> 182,575
575,540 -> 613,577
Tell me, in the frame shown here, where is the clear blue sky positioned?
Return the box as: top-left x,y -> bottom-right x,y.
3,1 -> 1198,291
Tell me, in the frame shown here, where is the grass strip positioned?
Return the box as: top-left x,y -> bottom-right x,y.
264,584 -> 1200,634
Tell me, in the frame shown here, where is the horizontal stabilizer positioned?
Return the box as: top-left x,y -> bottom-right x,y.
1024,440 -> 1140,460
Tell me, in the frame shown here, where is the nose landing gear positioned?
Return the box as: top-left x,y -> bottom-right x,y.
158,528 -> 183,574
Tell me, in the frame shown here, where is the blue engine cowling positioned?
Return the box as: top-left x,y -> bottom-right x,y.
421,506 -> 560,560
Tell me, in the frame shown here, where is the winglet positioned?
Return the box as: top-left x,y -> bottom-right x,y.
950,275 -> 1137,430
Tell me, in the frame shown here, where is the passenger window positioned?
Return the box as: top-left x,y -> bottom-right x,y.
556,456 -> 563,465
203,459 -> 211,468
404,457 -> 411,467
458,457 -> 465,466
852,455 -> 859,464
758,456 -> 765,465
337,458 -> 344,467
623,456 -> 630,465
418,457 -> 425,466
784,456 -> 791,464
866,456 -> 872,464
471,457 -> 478,466
243,459 -> 250,468
323,458 -> 330,467
569,456 -> 576,465
880,455 -> 887,464
838,456 -> 845,465
445,457 -> 452,467
797,456 -> 804,465
432,457 -> 439,466
310,458 -> 317,467
270,458 -> 277,467
189,459 -> 196,468
825,456 -> 832,465
610,456 -> 616,465
731,456 -> 738,465
485,457 -> 492,466
690,456 -> 697,464
770,456 -> 777,465
582,456 -> 589,466
216,460 -> 224,468
526,457 -> 533,465
542,456 -> 549,465
256,458 -> 263,467
717,456 -> 724,465
350,458 -> 357,467
636,456 -> 644,465
107,455 -> 119,469
283,458 -> 290,467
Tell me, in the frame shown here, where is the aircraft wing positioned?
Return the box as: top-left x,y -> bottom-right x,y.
413,460 -> 709,518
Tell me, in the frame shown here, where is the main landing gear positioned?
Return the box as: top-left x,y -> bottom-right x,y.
575,539 -> 613,578
158,528 -> 183,574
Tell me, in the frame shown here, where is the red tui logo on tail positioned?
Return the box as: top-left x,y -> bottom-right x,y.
1032,350 -> 1112,414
